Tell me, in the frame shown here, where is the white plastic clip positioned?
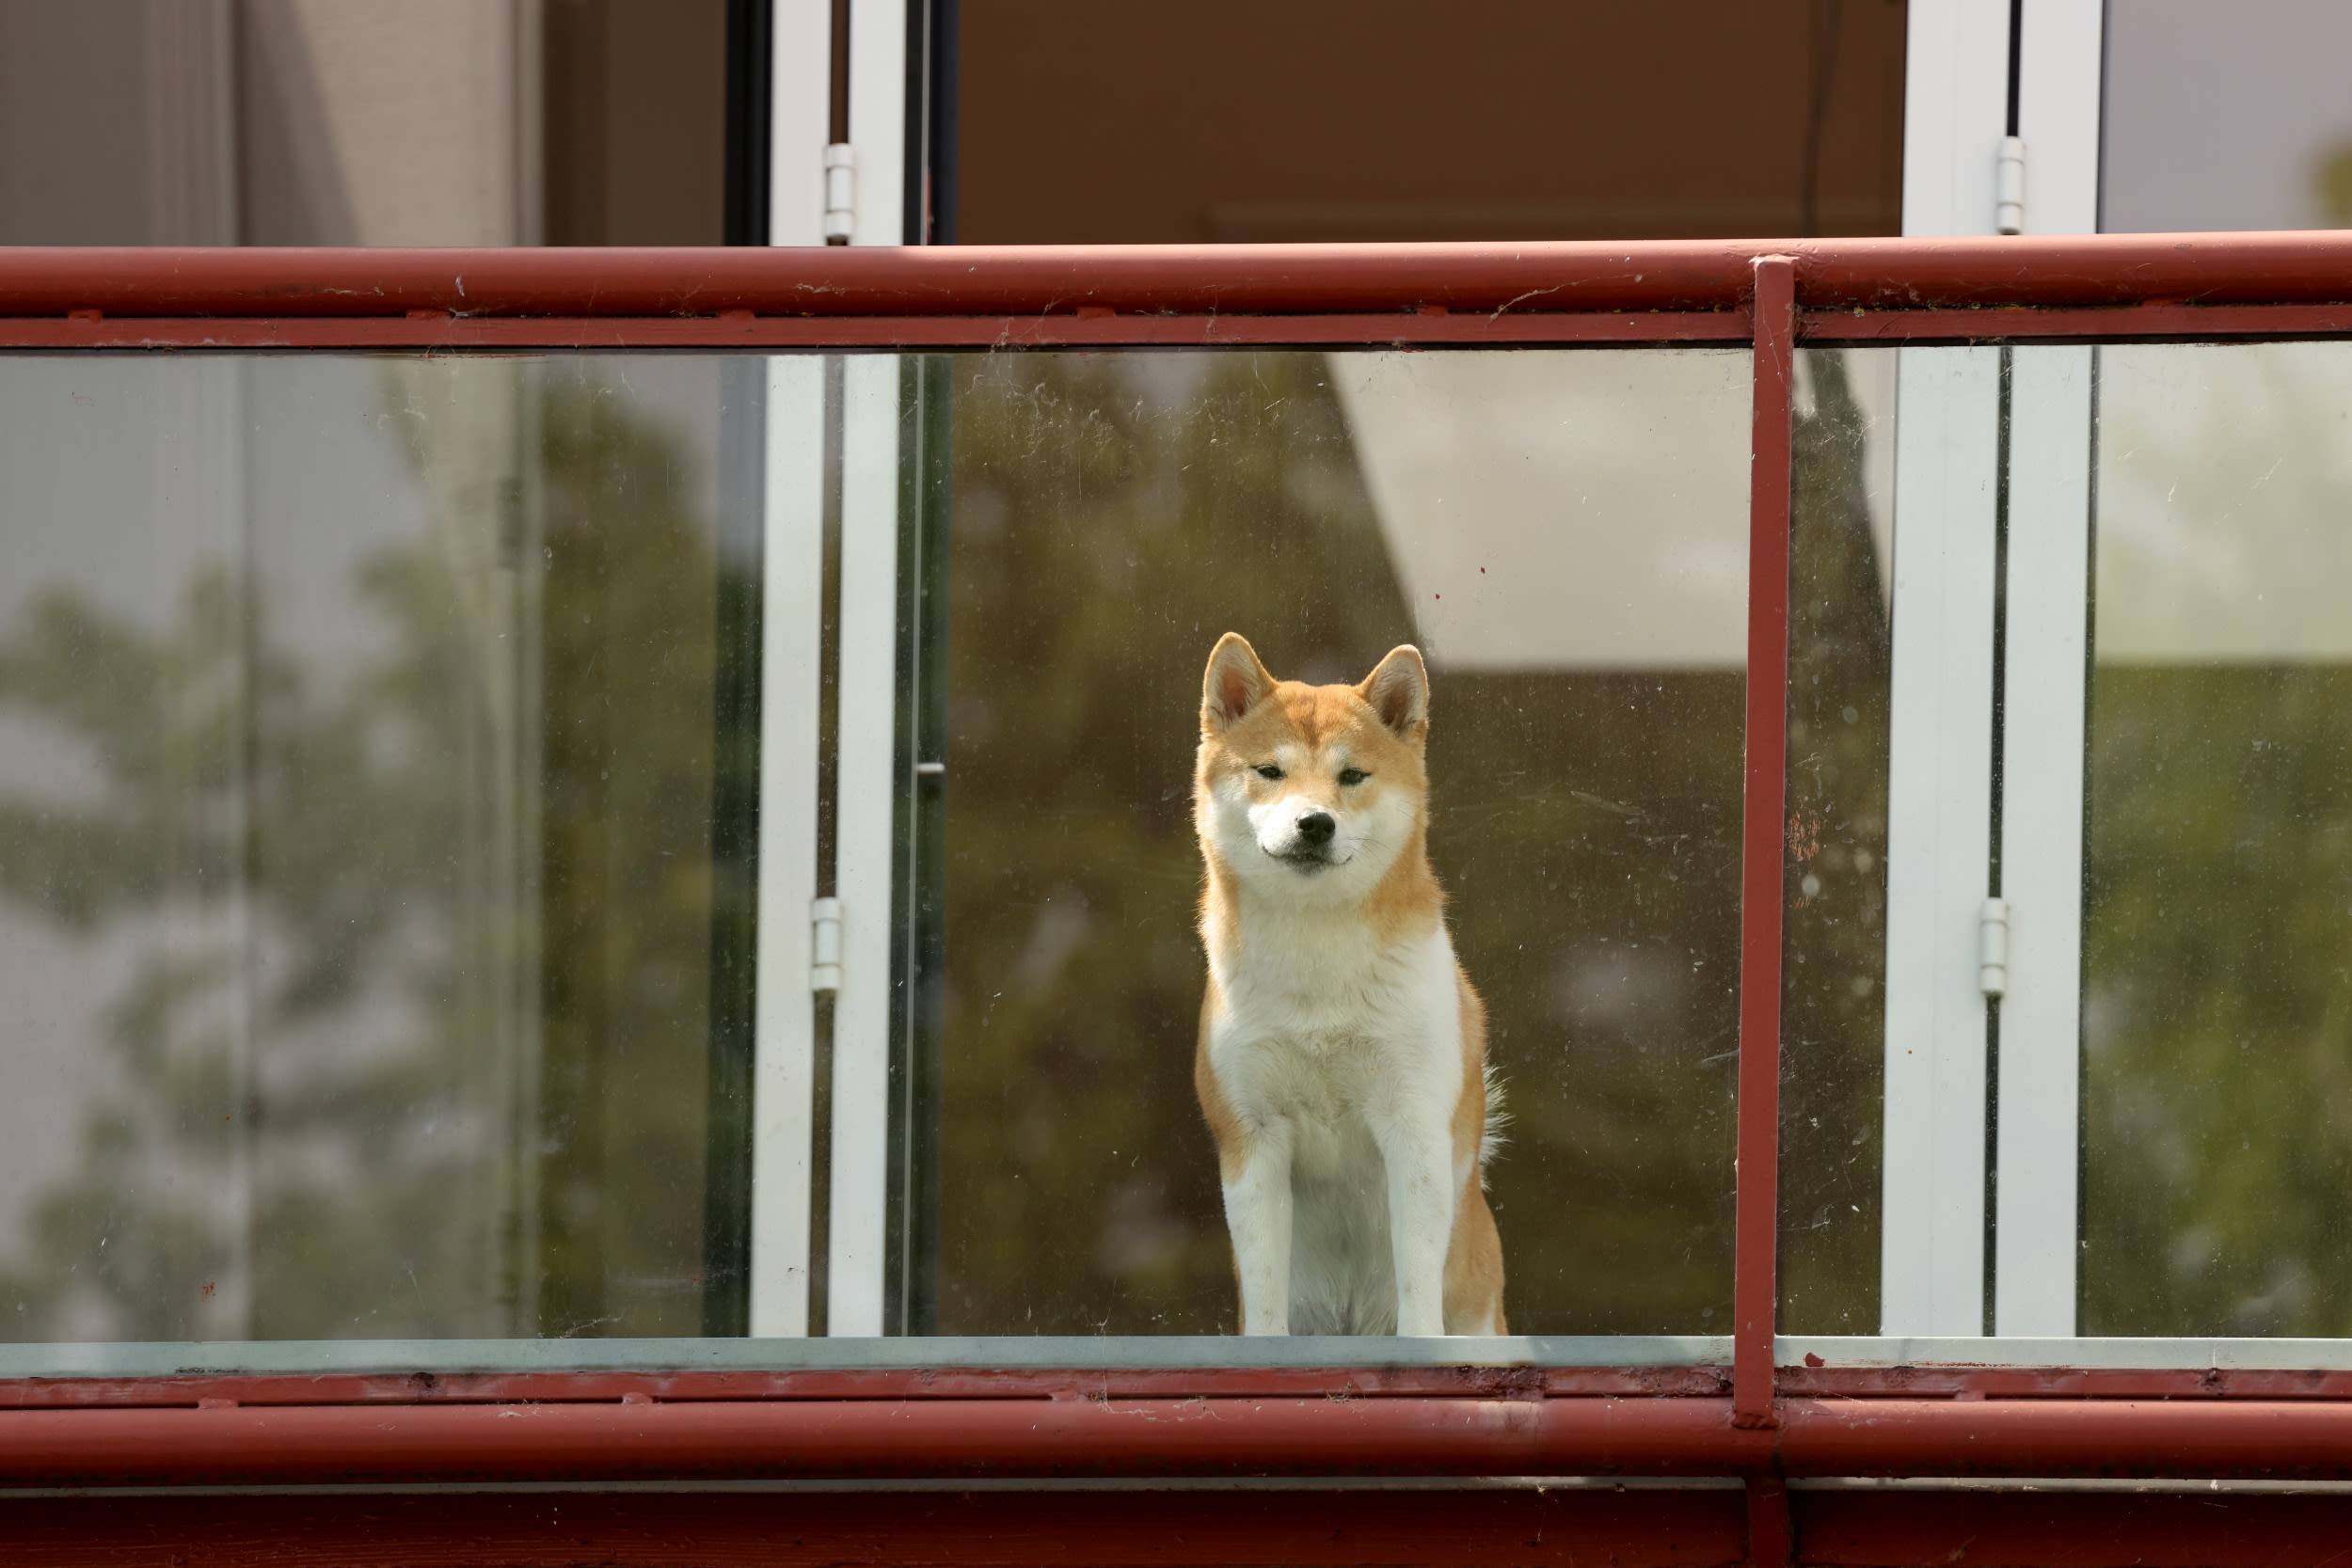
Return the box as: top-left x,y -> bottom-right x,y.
1979,896 -> 2011,998
1994,135 -> 2026,235
810,896 -> 844,993
822,144 -> 855,245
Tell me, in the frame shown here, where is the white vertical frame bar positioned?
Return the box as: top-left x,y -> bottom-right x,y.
1881,348 -> 2001,1336
820,0 -> 912,1337
769,0 -> 834,247
1900,0 -> 2014,237
1987,3 -> 2103,1337
847,0 -> 908,245
1884,0 -> 2102,1339
748,356 -> 827,1338
746,0 -> 837,1338
827,353 -> 901,1337
1882,0 -> 2051,1344
1993,346 -> 2092,1335
2015,0 -> 2105,236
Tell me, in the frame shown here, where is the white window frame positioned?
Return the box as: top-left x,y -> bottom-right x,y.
745,0 -> 834,1338
1880,0 -> 2103,1338
749,0 -> 911,1339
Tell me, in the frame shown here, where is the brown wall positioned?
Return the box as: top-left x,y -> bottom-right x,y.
956,0 -> 1906,244
545,0 -> 728,245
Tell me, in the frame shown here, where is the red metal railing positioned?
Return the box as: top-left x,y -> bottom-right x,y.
8,237 -> 2352,1541
4,231 -> 2352,347
13,1391 -> 2352,1487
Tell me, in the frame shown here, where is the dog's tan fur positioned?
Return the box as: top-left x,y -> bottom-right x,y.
1192,633 -> 1505,1336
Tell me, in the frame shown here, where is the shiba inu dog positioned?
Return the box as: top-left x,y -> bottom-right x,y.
1192,633 -> 1505,1337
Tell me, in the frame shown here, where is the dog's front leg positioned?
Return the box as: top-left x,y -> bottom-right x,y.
1376,1118 -> 1455,1338
1221,1130 -> 1294,1335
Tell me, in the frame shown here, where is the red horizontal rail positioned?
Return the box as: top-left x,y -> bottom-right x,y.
0,1396 -> 1752,1486
3,232 -> 2352,323
11,301 -> 2352,350
0,309 -> 1753,351
8,1394 -> 2352,1488
13,300 -> 2352,350
1774,1398 -> 2352,1479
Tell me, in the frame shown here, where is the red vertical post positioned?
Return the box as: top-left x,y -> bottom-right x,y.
1734,255 -> 1797,1431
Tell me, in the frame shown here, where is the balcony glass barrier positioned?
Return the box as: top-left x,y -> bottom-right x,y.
936,348 -> 1750,1338
0,353 -> 748,1345
1778,340 -> 2352,1364
1776,347 -> 1896,1338
0,344 -> 1756,1361
2084,341 -> 2352,1338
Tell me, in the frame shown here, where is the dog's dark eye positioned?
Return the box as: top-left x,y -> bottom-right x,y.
1254,764 -> 1283,781
1339,768 -> 1369,785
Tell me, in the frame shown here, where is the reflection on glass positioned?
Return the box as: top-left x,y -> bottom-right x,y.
938,348 -> 1750,1335
1,343 -> 1761,1347
1777,349 -> 1896,1335
0,355 -> 740,1341
2085,342 -> 2352,1335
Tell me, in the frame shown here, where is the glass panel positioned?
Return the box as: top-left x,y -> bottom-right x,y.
2084,341 -> 2352,1335
1775,349 -> 1898,1336
0,344 -> 1752,1354
0,354 -> 746,1341
937,347 -> 1750,1335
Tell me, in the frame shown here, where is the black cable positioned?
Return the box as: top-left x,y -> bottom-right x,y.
2005,0 -> 2025,136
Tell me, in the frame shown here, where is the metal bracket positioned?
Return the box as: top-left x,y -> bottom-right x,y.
1995,135 -> 2026,235
1979,895 -> 2011,998
810,896 -> 844,993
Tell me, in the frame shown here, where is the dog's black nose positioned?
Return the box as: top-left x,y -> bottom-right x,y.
1295,811 -> 1335,846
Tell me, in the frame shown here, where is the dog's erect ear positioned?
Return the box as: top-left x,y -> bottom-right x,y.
1358,645 -> 1430,739
1202,633 -> 1276,732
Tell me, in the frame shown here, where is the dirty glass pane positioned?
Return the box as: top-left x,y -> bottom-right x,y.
936,347 -> 1750,1335
2083,341 -> 2352,1336
1775,348 -> 1897,1336
0,354 -> 754,1342
1,343 -> 1756,1354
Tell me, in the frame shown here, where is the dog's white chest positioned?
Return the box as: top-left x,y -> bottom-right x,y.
1208,921 -> 1460,1127
1205,921 -> 1465,1336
